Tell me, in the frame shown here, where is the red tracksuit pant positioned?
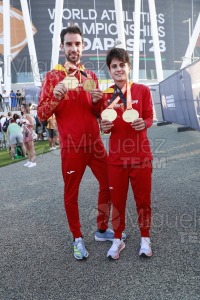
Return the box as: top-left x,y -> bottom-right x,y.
108,160 -> 152,238
61,141 -> 111,238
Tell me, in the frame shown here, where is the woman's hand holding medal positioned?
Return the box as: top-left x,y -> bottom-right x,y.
101,119 -> 114,132
131,118 -> 146,131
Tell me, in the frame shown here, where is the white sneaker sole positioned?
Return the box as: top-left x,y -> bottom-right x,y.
28,163 -> 37,168
107,242 -> 125,260
74,251 -> 89,260
95,236 -> 113,242
139,251 -> 152,258
23,162 -> 31,167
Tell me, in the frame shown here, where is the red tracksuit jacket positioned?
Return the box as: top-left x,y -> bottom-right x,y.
102,83 -> 153,165
37,65 -> 102,148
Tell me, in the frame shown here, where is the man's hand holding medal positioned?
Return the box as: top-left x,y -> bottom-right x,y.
90,89 -> 103,103
53,62 -> 98,100
53,81 -> 68,100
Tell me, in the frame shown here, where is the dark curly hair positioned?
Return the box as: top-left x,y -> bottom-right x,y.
60,25 -> 83,45
13,113 -> 20,121
106,48 -> 131,69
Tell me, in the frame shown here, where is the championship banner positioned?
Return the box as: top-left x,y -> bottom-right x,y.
159,59 -> 200,130
1,0 -> 200,83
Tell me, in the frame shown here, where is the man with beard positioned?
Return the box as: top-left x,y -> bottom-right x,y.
37,26 -> 125,260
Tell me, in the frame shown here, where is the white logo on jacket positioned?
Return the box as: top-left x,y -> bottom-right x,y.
67,171 -> 75,174
108,99 -> 138,108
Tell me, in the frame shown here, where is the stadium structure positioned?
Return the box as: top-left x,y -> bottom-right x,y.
0,0 -> 200,127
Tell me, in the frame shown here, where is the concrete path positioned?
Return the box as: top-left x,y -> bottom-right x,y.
0,123 -> 200,300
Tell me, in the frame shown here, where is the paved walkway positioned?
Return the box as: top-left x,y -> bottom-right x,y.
0,124 -> 200,300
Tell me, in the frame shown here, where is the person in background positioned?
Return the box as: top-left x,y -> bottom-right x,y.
37,25 -> 126,261
34,114 -> 43,141
10,90 -> 17,111
20,104 -> 36,168
0,114 -> 7,148
7,114 -> 26,159
2,90 -> 10,111
21,89 -> 26,105
46,114 -> 58,150
91,48 -> 153,260
2,111 -> 13,152
0,93 -> 3,111
16,90 -> 22,110
0,115 -> 3,149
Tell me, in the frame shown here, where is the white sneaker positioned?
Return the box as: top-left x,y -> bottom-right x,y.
107,238 -> 125,260
73,237 -> 89,260
95,228 -> 127,241
24,161 -> 31,167
27,162 -> 37,168
139,237 -> 152,257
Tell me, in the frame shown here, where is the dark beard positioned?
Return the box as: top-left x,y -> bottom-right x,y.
66,54 -> 80,64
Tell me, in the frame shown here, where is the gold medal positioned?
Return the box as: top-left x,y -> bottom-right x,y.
122,109 -> 139,122
82,79 -> 96,92
101,109 -> 117,122
62,76 -> 79,89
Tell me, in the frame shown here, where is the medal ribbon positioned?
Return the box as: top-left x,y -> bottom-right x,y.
107,82 -> 132,110
64,62 -> 88,83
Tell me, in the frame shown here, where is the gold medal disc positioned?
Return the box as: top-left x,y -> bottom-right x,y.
83,79 -> 96,92
122,109 -> 139,122
101,109 -> 117,122
62,76 -> 79,89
